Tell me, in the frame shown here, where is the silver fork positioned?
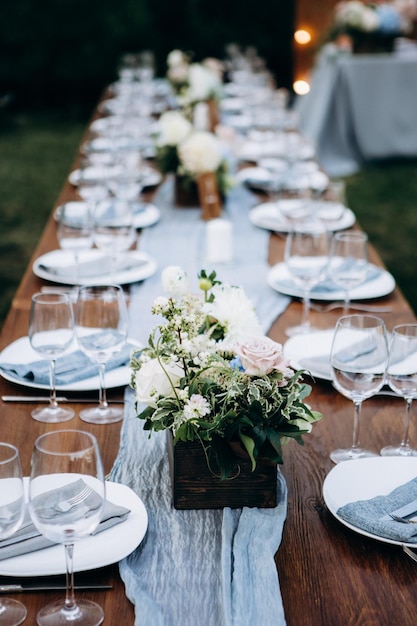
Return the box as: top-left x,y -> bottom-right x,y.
389,513 -> 417,524
56,485 -> 92,512
310,302 -> 392,313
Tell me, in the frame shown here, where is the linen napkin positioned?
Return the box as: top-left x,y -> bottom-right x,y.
0,479 -> 131,560
0,341 -> 136,386
110,391 -> 287,626
336,477 -> 417,543
275,264 -> 383,295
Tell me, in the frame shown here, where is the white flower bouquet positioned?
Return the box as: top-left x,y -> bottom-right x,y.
166,49 -> 223,106
331,0 -> 413,38
130,268 -> 322,479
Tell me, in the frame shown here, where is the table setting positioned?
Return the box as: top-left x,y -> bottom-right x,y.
1,43 -> 417,626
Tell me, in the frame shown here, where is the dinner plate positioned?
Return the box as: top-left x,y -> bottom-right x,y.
0,336 -> 140,391
284,329 -> 334,380
267,262 -> 395,301
323,457 -> 417,547
0,481 -> 147,577
238,140 -> 315,163
54,201 -> 161,230
33,249 -> 157,286
68,165 -> 162,189
237,167 -> 328,193
249,201 -> 355,233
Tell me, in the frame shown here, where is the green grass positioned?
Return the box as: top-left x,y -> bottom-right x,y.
0,110 -> 86,324
0,112 -> 416,329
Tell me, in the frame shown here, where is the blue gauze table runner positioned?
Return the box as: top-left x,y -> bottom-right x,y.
109,178 -> 290,625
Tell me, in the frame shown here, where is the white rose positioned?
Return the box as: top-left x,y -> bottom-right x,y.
135,358 -> 183,408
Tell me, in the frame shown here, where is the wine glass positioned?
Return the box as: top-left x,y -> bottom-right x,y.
381,324 -> 417,457
284,223 -> 329,336
327,231 -> 368,314
330,314 -> 388,463
29,292 -> 75,423
57,203 -> 93,284
74,285 -> 128,424
0,443 -> 27,625
28,430 -> 105,626
92,200 -> 137,280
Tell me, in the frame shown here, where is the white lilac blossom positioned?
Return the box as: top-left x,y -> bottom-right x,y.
161,266 -> 190,298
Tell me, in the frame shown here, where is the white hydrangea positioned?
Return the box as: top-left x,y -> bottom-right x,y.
157,111 -> 192,147
187,63 -> 221,102
178,131 -> 223,175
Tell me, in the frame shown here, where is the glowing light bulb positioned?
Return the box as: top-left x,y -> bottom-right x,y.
293,80 -> 310,96
294,30 -> 312,45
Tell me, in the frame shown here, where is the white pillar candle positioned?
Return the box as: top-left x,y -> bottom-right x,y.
205,218 -> 234,264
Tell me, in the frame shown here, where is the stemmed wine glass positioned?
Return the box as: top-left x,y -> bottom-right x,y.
0,443 -> 27,626
29,292 -> 75,423
74,285 -> 128,424
284,223 -> 329,336
327,231 -> 368,314
330,314 -> 388,463
57,203 -> 93,284
28,430 -> 105,626
381,324 -> 417,456
92,200 -> 137,280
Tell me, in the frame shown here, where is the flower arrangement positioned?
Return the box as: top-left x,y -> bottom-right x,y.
130,267 -> 322,479
155,111 -> 232,197
330,0 -> 416,47
166,49 -> 223,107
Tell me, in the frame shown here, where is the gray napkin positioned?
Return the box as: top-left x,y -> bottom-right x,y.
277,265 -> 383,294
0,342 -> 136,386
336,477 -> 417,543
0,479 -> 130,560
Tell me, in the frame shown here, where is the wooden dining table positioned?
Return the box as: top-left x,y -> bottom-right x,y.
0,104 -> 416,625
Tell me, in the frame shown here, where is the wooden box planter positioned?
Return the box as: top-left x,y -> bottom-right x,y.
166,432 -> 278,510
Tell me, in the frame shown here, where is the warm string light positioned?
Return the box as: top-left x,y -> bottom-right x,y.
293,80 -> 310,95
294,29 -> 312,45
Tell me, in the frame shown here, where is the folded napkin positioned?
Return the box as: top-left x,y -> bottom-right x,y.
0,341 -> 136,386
0,479 -> 130,561
277,265 -> 383,295
337,477 -> 417,543
38,254 -> 145,280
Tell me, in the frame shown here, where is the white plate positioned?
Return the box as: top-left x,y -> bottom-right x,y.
0,335 -> 139,391
33,249 -> 157,286
54,201 -> 160,230
0,481 -> 147,577
68,165 -> 162,189
323,457 -> 417,547
249,201 -> 355,233
267,262 -> 395,301
237,166 -> 328,193
284,329 -> 334,380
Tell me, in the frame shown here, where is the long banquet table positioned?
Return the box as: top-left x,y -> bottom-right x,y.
0,105 -> 417,626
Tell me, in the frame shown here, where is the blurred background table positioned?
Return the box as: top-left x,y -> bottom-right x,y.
297,46 -> 417,176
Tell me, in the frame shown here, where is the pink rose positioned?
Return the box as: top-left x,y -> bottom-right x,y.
234,336 -> 292,377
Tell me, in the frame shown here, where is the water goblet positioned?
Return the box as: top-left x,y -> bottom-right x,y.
57,202 -> 93,284
29,292 -> 75,423
284,223 -> 329,336
28,430 -> 105,626
74,285 -> 128,424
327,231 -> 368,314
92,200 -> 137,280
381,324 -> 417,457
330,314 -> 388,463
0,443 -> 27,626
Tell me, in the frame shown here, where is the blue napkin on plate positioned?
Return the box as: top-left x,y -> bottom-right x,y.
0,342 -> 137,386
336,477 -> 417,543
277,265 -> 383,294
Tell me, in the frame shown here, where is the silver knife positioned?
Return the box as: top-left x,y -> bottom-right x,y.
0,584 -> 112,593
2,396 -> 123,404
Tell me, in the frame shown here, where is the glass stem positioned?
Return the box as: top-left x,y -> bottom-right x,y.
343,289 -> 350,315
301,289 -> 311,328
400,397 -> 413,451
64,543 -> 77,613
49,359 -> 58,408
98,362 -> 108,409
351,400 -> 361,452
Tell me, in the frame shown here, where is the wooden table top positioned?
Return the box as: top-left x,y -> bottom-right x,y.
0,118 -> 416,625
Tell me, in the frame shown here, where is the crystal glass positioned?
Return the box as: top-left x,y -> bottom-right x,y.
381,324 -> 417,456
327,231 -> 368,314
330,314 -> 388,463
0,443 -> 27,626
75,285 -> 128,424
57,203 -> 93,284
92,200 -> 137,280
29,292 -> 75,423
284,223 -> 329,336
28,430 -> 105,626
